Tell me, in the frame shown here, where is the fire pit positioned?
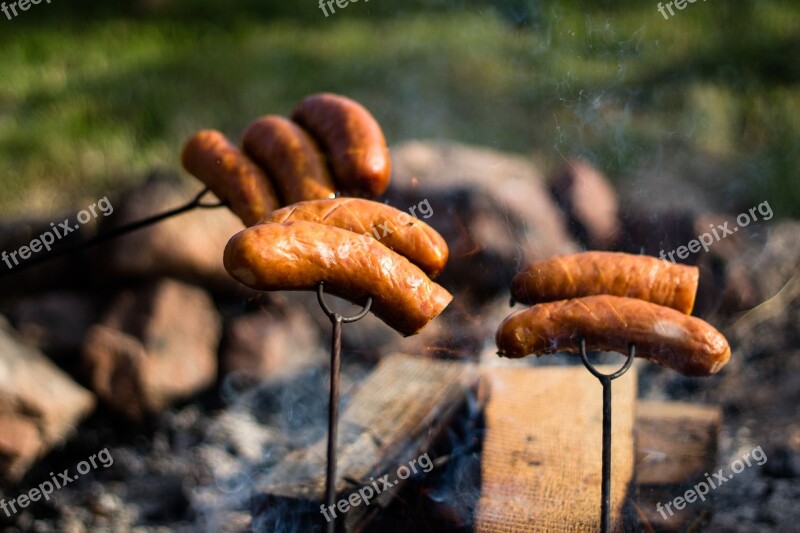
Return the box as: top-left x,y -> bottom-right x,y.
1,26 -> 798,529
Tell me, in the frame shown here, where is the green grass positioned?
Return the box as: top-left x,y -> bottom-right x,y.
1,0 -> 799,216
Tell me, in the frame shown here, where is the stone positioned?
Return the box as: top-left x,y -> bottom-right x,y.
12,291 -> 99,360
102,172 -> 245,293
0,317 -> 95,481
221,305 -> 322,383
386,141 -> 578,300
82,279 -> 221,421
549,159 -> 621,249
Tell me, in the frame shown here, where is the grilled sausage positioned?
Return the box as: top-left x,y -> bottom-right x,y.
291,93 -> 390,196
242,115 -> 337,205
224,221 -> 452,336
511,251 -> 699,314
261,198 -> 448,277
181,130 -> 279,226
495,295 -> 730,376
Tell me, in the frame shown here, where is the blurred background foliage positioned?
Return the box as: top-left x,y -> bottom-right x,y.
0,0 -> 798,216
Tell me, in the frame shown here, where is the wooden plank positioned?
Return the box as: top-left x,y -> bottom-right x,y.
252,353 -> 478,532
634,400 -> 721,532
373,397 -> 720,532
476,365 -> 637,532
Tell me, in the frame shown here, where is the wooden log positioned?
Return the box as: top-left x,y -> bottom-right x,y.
251,353 -> 478,532
633,400 -> 721,532
371,391 -> 721,531
476,365 -> 637,532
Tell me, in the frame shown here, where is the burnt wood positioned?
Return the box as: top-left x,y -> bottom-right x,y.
251,353 -> 478,532
633,400 -> 721,532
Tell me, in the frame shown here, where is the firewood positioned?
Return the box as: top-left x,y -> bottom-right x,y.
252,353 -> 478,532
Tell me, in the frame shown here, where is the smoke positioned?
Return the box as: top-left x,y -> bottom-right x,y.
192,367 -> 332,531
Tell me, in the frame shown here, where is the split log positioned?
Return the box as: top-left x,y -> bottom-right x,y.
374,378 -> 721,532
251,353 -> 478,532
476,365 -> 637,532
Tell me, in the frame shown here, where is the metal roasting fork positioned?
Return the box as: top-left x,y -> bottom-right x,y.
0,187 -> 225,279
316,282 -> 372,533
578,338 -> 636,533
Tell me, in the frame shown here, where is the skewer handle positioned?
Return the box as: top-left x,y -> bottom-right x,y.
317,282 -> 372,533
579,338 -> 635,533
0,187 -> 224,278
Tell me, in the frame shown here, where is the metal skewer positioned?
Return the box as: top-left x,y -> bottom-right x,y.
578,338 -> 636,533
316,282 -> 372,533
0,187 -> 225,278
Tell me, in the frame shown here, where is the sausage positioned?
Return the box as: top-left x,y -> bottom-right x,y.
181,130 -> 280,226
291,93 -> 390,196
261,198 -> 449,277
224,220 -> 452,336
242,115 -> 337,205
495,295 -> 730,376
511,251 -> 699,314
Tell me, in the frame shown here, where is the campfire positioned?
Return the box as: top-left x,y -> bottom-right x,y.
0,92 -> 795,533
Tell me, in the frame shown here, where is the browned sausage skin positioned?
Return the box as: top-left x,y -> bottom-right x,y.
181,130 -> 280,226
224,221 -> 452,336
261,198 -> 449,278
511,251 -> 699,314
291,93 -> 391,197
242,115 -> 337,205
495,295 -> 730,376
